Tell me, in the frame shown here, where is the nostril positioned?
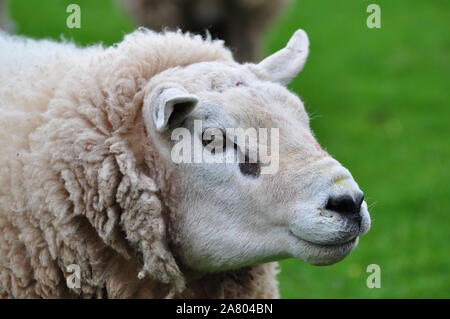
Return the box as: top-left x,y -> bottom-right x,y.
356,193 -> 364,211
352,214 -> 362,224
325,194 -> 362,216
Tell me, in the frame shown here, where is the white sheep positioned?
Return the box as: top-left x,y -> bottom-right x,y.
0,29 -> 371,298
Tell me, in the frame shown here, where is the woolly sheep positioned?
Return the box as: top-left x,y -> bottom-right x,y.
119,0 -> 289,62
0,29 -> 371,298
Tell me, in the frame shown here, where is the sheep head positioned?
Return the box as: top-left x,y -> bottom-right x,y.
139,30 -> 371,277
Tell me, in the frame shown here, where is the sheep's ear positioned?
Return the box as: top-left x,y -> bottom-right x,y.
145,84 -> 199,132
256,29 -> 309,85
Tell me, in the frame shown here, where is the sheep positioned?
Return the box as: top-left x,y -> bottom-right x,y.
0,28 -> 371,298
119,0 -> 289,62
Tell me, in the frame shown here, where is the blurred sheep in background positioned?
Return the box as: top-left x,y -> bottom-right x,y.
0,0 -> 14,32
119,0 -> 289,62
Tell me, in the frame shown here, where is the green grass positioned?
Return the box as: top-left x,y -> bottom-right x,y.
8,0 -> 450,298
267,0 -> 450,298
10,0 -> 134,46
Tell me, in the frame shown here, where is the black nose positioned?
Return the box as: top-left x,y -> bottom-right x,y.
325,193 -> 364,223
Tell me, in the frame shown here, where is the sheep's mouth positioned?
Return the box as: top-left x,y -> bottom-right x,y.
290,234 -> 359,266
290,230 -> 359,255
301,236 -> 358,250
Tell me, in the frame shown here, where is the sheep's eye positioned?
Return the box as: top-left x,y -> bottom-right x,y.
202,128 -> 226,154
239,157 -> 261,178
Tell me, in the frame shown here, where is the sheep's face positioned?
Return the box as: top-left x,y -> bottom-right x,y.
142,30 -> 371,272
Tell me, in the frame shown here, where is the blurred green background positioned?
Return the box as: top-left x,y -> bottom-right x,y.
6,0 -> 449,298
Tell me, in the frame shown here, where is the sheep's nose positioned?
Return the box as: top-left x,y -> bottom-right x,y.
325,193 -> 364,223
